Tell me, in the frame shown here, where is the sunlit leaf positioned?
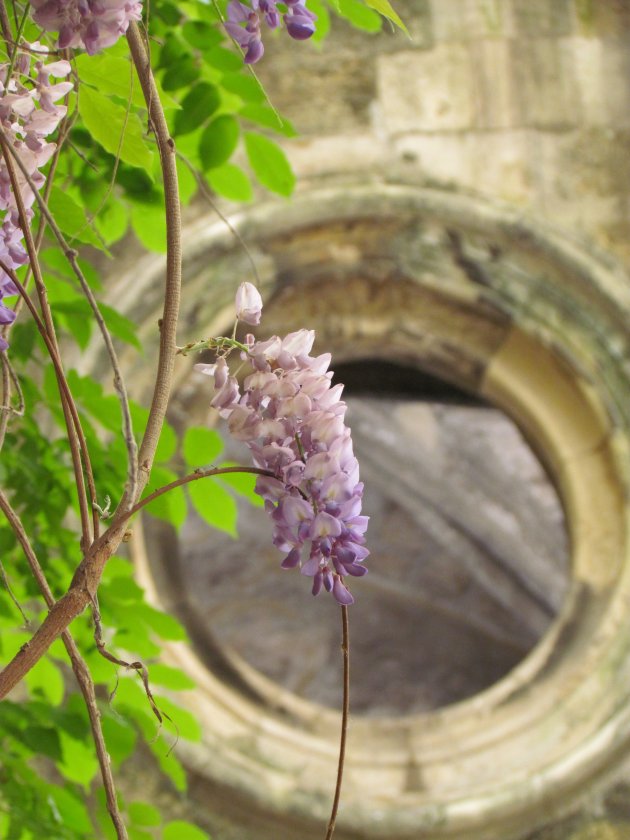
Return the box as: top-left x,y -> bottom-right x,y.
199,115 -> 240,170
244,132 -> 296,196
78,87 -> 154,173
188,478 -> 237,536
183,427 -> 223,466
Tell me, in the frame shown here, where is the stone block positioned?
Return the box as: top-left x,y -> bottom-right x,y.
470,38 -> 519,129
393,130 -> 533,206
377,44 -> 476,133
510,37 -> 581,129
569,37 -> 630,128
430,0 -> 516,40
512,0 -> 574,36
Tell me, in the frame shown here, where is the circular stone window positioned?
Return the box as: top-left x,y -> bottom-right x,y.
166,362 -> 569,718
95,184 -> 630,840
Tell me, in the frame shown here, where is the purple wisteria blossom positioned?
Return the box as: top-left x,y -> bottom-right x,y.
225,0 -> 316,65
29,0 -> 143,55
0,45 -> 73,350
195,292 -> 368,606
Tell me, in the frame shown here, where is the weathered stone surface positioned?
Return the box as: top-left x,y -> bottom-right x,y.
378,45 -> 477,133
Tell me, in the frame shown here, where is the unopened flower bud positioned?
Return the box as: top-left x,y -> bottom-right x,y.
235,282 -> 263,326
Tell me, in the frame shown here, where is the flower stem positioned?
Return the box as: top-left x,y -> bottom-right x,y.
325,605 -> 350,840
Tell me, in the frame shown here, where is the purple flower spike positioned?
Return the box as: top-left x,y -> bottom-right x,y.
196,287 -> 368,605
224,0 -> 316,64
30,0 -> 143,54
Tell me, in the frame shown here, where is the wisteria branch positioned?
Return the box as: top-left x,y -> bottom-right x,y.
0,489 -> 128,840
125,20 -> 181,503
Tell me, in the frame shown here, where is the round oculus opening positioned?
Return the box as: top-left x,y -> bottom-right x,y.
171,359 -> 570,715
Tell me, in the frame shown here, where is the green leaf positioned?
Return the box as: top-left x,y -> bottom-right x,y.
188,478 -> 237,536
150,738 -> 187,791
217,461 -> 264,507
156,422 -> 178,462
163,821 -> 209,840
128,802 -> 161,827
337,0 -> 382,31
25,656 -> 64,706
58,731 -> 100,790
98,303 -> 142,350
141,466 -> 187,529
130,199 -> 167,253
56,301 -> 93,350
239,104 -> 297,137
174,82 -> 221,135
149,664 -> 196,691
94,198 -> 129,245
221,73 -> 266,104
48,787 -> 93,835
47,187 -> 105,250
362,0 -> 408,32
183,427 -> 223,466
176,156 -> 200,204
75,54 -> 146,109
182,20 -> 223,50
205,46 -> 243,72
79,87 -> 154,172
103,575 -> 144,603
308,0 -> 331,42
154,696 -> 202,741
100,713 -> 137,766
136,603 -> 188,641
162,57 -> 200,91
206,163 -> 253,202
244,132 -> 296,196
199,115 -> 240,170
21,726 -> 62,762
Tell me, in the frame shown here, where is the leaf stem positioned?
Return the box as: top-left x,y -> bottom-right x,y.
127,464 -> 274,518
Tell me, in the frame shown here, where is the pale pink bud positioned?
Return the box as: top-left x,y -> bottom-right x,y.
235,282 -> 263,325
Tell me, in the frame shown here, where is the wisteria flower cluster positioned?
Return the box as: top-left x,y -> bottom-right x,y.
29,0 -> 143,55
225,0 -> 316,64
0,46 -> 72,350
195,283 -> 368,605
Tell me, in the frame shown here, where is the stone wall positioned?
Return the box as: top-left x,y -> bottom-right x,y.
257,0 -> 630,264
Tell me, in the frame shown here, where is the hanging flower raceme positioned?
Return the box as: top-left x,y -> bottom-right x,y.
0,44 -> 72,350
225,0 -> 316,64
29,0 -> 143,55
193,283 -> 368,605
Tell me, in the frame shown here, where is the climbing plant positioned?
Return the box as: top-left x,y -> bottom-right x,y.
0,1 -> 403,838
